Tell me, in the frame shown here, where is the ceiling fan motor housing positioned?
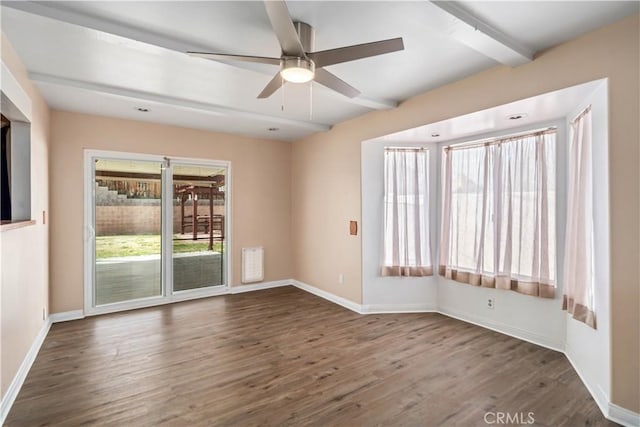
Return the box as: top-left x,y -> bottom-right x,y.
280,57 -> 315,83
279,22 -> 315,83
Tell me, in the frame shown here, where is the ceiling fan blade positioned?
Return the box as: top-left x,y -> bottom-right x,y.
314,68 -> 360,98
309,37 -> 404,68
188,52 -> 281,66
263,1 -> 306,57
257,72 -> 285,98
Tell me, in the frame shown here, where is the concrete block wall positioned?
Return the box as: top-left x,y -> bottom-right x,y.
94,185 -> 224,235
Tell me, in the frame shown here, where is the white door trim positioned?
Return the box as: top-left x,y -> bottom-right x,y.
83,149 -> 231,316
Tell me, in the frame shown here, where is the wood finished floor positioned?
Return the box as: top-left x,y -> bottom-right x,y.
6,286 -> 616,427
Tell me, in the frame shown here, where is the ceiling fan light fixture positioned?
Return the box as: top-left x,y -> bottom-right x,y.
280,57 -> 315,83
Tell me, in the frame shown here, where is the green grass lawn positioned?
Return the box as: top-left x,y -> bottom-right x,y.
96,235 -> 223,259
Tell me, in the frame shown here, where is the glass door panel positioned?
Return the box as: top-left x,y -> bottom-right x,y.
172,164 -> 226,291
94,159 -> 163,305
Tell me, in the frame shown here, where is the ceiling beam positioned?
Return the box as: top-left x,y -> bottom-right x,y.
29,72 -> 331,132
427,1 -> 533,66
2,1 -> 398,110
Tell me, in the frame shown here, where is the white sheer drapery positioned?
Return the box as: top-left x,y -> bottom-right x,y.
438,130 -> 556,298
563,107 -> 596,328
382,148 -> 433,276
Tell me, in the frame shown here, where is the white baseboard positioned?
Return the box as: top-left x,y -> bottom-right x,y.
564,346 -> 610,420
50,310 -> 85,323
609,403 -> 640,427
291,280 -> 364,314
361,304 -> 437,314
0,317 -> 51,426
229,280 -> 291,294
53,282 -> 290,320
290,281 -> 438,315
438,305 -> 565,353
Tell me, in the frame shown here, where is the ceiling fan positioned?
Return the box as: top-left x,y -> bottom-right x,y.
187,1 -> 404,99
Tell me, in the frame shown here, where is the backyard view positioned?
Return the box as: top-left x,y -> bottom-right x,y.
96,235 -> 221,258
93,159 -> 226,306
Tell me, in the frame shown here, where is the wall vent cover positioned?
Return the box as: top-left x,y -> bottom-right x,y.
242,247 -> 264,283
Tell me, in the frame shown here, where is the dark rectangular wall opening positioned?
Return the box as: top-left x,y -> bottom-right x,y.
1,114 -> 11,221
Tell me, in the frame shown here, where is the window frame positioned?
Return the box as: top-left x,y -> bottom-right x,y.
381,146 -> 434,277
1,62 -> 33,230
435,121 -> 566,299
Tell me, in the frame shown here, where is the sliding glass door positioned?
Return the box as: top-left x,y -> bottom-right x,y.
172,163 -> 226,292
93,158 -> 164,305
85,151 -> 229,314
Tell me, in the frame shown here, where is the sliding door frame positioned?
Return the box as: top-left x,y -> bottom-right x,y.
83,149 -> 232,316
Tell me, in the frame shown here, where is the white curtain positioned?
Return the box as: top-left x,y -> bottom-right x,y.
382,148 -> 433,276
563,107 -> 596,328
439,130 -> 556,298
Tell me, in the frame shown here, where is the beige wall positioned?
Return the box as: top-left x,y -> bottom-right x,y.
0,35 -> 51,397
291,15 -> 639,411
2,12 -> 638,415
49,111 -> 292,313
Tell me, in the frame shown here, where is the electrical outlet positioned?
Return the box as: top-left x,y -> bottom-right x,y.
338,273 -> 344,285
487,298 -> 495,309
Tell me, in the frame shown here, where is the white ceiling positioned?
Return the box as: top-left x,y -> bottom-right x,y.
1,1 -> 638,141
373,79 -> 604,144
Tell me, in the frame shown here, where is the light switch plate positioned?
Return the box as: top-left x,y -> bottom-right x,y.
349,220 -> 358,235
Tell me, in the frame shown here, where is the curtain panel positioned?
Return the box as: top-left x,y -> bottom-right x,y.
438,130 -> 556,298
562,107 -> 596,329
382,148 -> 433,277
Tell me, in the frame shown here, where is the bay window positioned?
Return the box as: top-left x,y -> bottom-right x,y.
438,129 -> 556,298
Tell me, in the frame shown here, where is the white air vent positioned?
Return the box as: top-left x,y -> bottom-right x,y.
242,247 -> 264,283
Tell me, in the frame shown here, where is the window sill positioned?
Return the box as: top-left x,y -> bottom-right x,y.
0,219 -> 36,232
